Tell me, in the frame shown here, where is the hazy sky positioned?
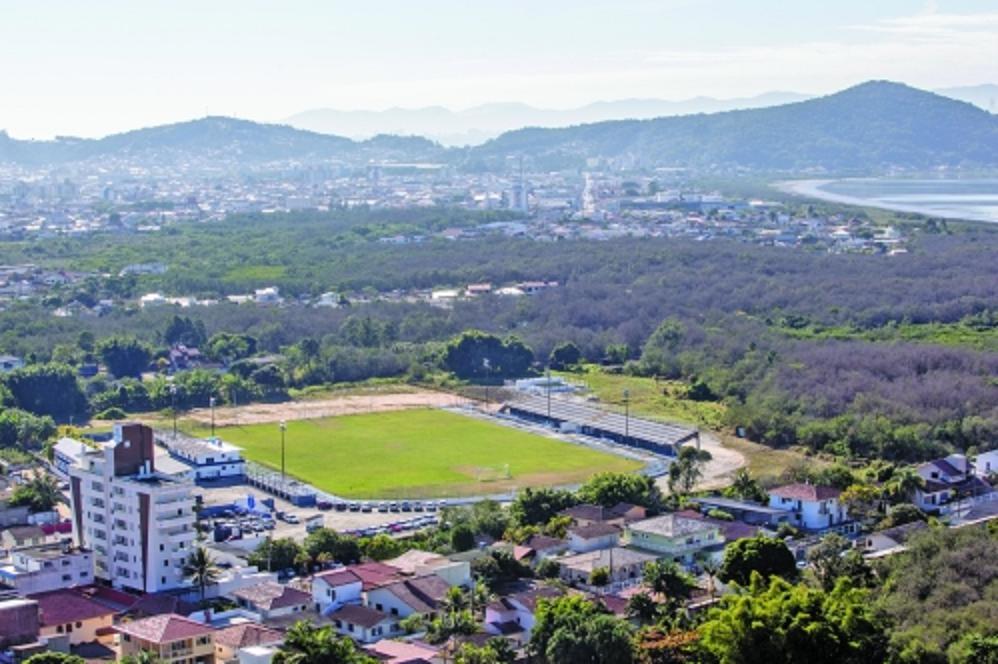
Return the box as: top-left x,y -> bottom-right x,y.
2,0 -> 997,138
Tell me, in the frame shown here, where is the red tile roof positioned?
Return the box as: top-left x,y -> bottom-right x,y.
314,569 -> 363,588
769,484 -> 841,501
214,623 -> 283,650
115,614 -> 214,644
349,562 -> 404,590
29,589 -> 115,627
329,604 -> 391,629
231,582 -> 310,611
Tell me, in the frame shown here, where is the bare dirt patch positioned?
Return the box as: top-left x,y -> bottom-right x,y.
186,390 -> 471,427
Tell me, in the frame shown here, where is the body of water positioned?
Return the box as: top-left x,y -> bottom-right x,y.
777,178 -> 998,224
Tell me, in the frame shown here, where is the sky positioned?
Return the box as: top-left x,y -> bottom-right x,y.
2,0 -> 997,139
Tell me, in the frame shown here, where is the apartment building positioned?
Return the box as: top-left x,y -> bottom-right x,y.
69,423 -> 196,593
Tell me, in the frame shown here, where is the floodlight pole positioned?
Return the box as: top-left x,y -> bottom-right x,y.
623,389 -> 630,443
546,366 -> 552,421
279,420 -> 287,490
170,384 -> 178,437
209,397 -> 216,437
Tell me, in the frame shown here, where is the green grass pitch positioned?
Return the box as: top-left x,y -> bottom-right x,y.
195,408 -> 642,498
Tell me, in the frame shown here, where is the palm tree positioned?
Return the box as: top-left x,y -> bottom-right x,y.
885,468 -> 925,503
183,546 -> 220,607
626,592 -> 659,624
273,621 -> 373,664
643,559 -> 695,601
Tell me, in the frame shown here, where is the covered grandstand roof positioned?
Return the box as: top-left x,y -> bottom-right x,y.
501,395 -> 698,448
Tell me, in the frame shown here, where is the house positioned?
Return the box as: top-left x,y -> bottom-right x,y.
0,525 -> 48,549
558,547 -> 659,588
558,504 -> 629,528
231,581 -> 311,620
329,604 -> 398,643
363,638 -> 441,664
169,345 -> 203,371
861,521 -> 929,559
624,514 -> 724,564
914,455 -> 995,513
0,544 -> 93,594
213,623 -> 283,664
567,523 -> 621,553
161,433 -> 246,484
384,549 -> 472,587
0,598 -> 40,649
365,574 -> 451,619
30,587 -> 116,646
312,568 -> 364,615
484,585 -> 564,640
976,450 -> 998,478
767,484 -> 849,531
0,501 -> 31,528
115,613 -> 215,664
513,534 -> 568,564
0,354 -> 25,373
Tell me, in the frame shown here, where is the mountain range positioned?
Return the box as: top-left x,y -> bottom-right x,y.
284,86 -> 998,146
2,81 -> 997,174
284,91 -> 811,146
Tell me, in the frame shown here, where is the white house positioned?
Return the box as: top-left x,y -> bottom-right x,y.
328,604 -> 398,644
231,581 -> 311,620
974,450 -> 998,478
567,523 -> 621,553
914,454 -> 994,512
484,586 -> 564,640
0,355 -> 25,373
312,568 -> 364,615
767,484 -> 848,531
364,575 -> 451,620
0,545 -> 93,594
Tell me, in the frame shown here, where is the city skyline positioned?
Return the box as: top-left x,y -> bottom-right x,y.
2,0 -> 997,139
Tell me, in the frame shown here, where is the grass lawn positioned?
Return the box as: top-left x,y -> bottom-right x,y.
185,408 -> 641,499
555,367 -> 726,429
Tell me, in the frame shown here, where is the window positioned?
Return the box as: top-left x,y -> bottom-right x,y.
62,574 -> 72,581
161,576 -> 166,584
164,559 -> 170,567
75,622 -> 82,628
390,608 -> 398,616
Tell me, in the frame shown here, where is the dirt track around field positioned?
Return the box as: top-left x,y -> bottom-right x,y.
186,390 -> 472,426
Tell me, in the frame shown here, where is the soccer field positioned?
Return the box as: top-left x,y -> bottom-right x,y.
197,408 -> 642,498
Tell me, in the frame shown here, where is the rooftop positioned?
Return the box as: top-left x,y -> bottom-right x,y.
213,622 -> 283,650
627,514 -> 718,538
29,588 -> 115,627
115,613 -> 214,644
558,547 -> 658,574
329,604 -> 391,629
769,484 -> 842,502
232,581 -> 310,611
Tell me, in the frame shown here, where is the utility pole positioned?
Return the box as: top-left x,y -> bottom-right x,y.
279,420 -> 287,490
483,358 -> 491,412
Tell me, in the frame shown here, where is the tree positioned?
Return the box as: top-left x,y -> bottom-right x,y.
531,595 -> 635,664
626,592 -> 660,624
3,364 -> 88,420
642,560 -> 695,601
806,533 -> 872,592
589,566 -> 610,586
97,336 -> 152,378
164,315 -> 207,347
183,546 -> 220,606
577,472 -> 662,511
698,575 -> 888,664
248,537 -> 302,572
9,474 -> 61,513
206,332 -> 257,363
23,654 -> 85,664
719,535 -> 797,586
635,627 -> 700,664
666,446 -> 703,497
549,342 -> 582,370
359,533 -> 404,561
0,408 -> 57,449
120,651 -> 163,664
451,523 -> 475,552
726,468 -> 767,503
510,487 -> 578,527
303,528 -> 361,565
884,467 -> 926,504
442,330 -> 534,380
876,503 -> 926,530
272,621 -> 377,664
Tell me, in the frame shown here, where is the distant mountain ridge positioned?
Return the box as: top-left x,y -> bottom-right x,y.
2,81 -> 997,173
285,86 -> 995,146
464,81 -> 998,172
285,92 -> 811,146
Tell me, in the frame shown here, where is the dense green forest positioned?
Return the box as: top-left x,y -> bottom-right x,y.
0,205 -> 995,462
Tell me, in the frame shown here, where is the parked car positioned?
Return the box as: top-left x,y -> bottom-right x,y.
348,502 -> 361,512
401,501 -> 412,512
335,502 -> 348,512
412,501 -> 424,512
377,502 -> 389,513
284,514 -> 299,524
317,501 -> 333,511
361,502 -> 373,513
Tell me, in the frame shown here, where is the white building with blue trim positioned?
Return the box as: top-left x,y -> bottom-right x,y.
160,433 -> 245,484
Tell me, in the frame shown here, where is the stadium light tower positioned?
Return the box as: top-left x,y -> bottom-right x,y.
483,358 -> 492,411
546,365 -> 552,421
170,383 -> 178,437
623,389 -> 630,443
279,420 -> 287,489
209,397 -> 216,437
